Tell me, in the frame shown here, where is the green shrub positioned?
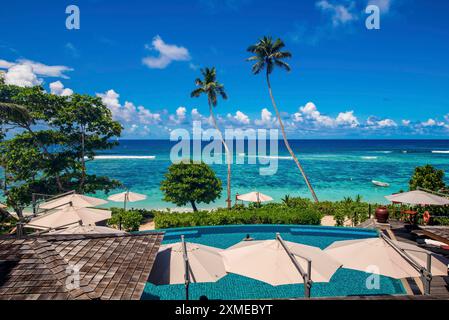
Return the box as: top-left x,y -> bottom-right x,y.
108,208 -> 144,232
154,205 -> 323,229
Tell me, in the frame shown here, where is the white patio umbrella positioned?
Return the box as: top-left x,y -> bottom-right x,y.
39,193 -> 108,210
236,191 -> 273,203
220,239 -> 341,286
25,206 -> 111,230
107,190 -> 147,210
324,237 -> 448,279
148,241 -> 227,285
49,224 -> 126,235
385,190 -> 449,206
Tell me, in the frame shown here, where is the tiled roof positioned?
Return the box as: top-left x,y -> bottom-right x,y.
0,232 -> 164,300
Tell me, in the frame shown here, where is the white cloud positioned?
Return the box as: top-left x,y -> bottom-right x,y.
227,111 -> 250,125
445,114 -> 449,123
97,89 -> 162,126
191,108 -> 201,120
49,81 -> 73,96
292,112 -> 304,123
0,58 -> 73,87
316,0 -> 357,26
4,64 -> 41,87
421,118 -> 445,127
377,118 -> 397,128
142,35 -> 191,69
402,119 -> 411,126
0,59 -> 15,69
336,110 -> 359,128
255,108 -> 275,126
368,0 -> 391,13
169,106 -> 188,124
299,102 -> 335,127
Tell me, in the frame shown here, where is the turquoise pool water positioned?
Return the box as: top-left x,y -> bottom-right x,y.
141,225 -> 406,300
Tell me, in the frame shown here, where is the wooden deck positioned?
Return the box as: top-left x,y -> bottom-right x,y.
360,219 -> 449,299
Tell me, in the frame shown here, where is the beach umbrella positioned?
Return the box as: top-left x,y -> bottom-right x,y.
49,224 -> 126,235
25,206 -> 111,230
324,237 -> 448,279
385,190 -> 449,206
107,190 -> 147,210
39,193 -> 108,210
148,241 -> 227,285
236,191 -> 273,203
220,239 -> 341,286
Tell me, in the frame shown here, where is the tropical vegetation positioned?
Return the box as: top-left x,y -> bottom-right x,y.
160,161 -> 222,212
191,67 -> 232,209
0,77 -> 122,219
246,36 -> 319,203
409,164 -> 446,192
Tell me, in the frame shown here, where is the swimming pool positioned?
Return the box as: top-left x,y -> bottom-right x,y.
141,225 -> 406,300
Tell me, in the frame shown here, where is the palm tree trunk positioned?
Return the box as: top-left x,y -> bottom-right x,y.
265,72 -> 319,203
208,99 -> 232,209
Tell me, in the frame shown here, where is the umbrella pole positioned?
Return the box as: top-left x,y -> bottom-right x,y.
181,235 -> 190,301
276,233 -> 312,298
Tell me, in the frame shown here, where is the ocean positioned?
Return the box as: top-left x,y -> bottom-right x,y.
81,139 -> 449,210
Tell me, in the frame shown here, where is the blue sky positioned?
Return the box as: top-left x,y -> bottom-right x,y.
1,0 -> 449,138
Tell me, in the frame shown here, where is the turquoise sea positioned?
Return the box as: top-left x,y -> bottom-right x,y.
83,139 -> 449,210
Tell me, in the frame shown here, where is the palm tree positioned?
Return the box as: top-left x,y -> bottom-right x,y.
246,36 -> 319,203
191,67 -> 232,209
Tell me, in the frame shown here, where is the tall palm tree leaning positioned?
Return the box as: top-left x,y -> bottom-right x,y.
191,67 -> 232,209
246,36 -> 319,203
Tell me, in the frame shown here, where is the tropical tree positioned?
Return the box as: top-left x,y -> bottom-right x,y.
246,36 -> 319,202
409,164 -> 446,192
160,161 -> 222,212
0,82 -> 122,219
191,67 -> 232,209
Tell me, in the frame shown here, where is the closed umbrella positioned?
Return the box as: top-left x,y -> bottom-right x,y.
148,241 -> 227,285
39,193 -> 107,210
385,190 -> 449,206
220,239 -> 341,286
25,206 -> 111,230
236,191 -> 273,203
325,237 -> 448,279
107,190 -> 147,210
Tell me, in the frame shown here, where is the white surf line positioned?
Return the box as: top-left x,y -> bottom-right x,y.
246,155 -> 293,160
431,150 -> 449,154
88,155 -> 156,160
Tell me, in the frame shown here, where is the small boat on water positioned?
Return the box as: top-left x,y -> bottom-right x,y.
372,180 -> 390,187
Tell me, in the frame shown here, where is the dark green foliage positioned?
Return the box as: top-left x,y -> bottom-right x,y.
108,208 -> 144,232
160,161 -> 222,211
154,196 -> 376,229
246,36 -> 292,75
154,206 -> 323,229
409,164 -> 446,192
0,83 -> 122,218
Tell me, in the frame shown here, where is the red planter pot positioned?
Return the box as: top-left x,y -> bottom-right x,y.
375,206 -> 389,223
